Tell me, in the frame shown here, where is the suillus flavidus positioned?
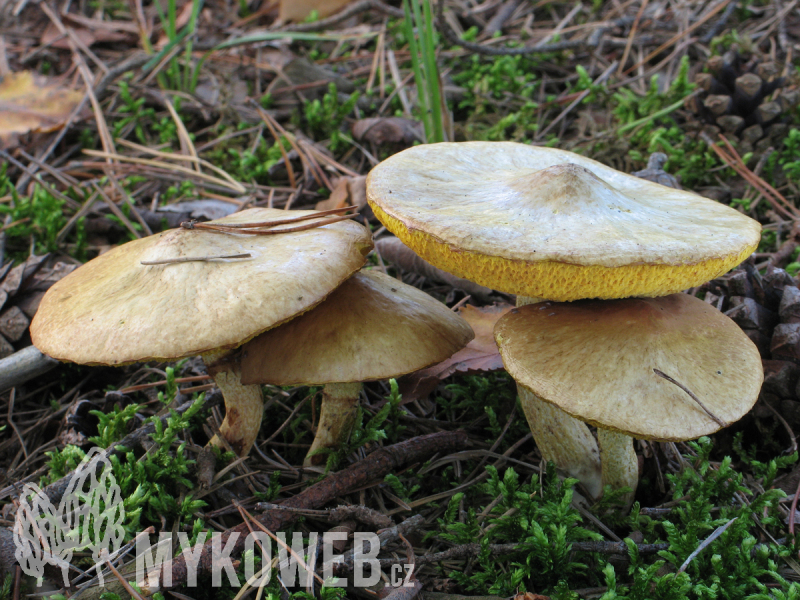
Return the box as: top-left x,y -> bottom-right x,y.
31,208 -> 373,456
366,141 -> 761,497
495,294 -> 763,501
240,269 -> 474,466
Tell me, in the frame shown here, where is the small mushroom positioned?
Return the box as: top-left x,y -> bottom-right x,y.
366,141 -> 761,496
495,294 -> 763,502
240,269 -> 474,465
30,208 -> 373,456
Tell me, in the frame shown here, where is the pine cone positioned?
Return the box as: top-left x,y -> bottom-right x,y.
687,45 -> 798,158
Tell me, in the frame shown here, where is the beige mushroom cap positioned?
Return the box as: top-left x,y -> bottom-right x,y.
240,269 -> 474,385
31,208 -> 373,365
493,293 -> 762,440
366,142 -> 760,300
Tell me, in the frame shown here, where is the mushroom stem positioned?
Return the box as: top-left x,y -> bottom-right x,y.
305,382 -> 362,467
515,295 -> 603,499
204,351 -> 264,457
597,429 -> 638,506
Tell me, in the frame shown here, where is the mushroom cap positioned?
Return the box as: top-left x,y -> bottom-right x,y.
31,208 -> 373,365
240,269 -> 475,385
493,293 -> 762,440
366,142 -> 760,301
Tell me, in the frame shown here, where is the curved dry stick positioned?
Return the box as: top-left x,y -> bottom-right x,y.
147,430 -> 468,592
653,369 -> 727,428
181,214 -> 358,235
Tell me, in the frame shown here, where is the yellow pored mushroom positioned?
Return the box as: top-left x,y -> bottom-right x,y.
366,141 -> 761,497
240,269 -> 474,466
31,208 -> 373,457
495,294 -> 763,502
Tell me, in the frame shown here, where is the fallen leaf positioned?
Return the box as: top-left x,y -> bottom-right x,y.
41,18 -> 135,49
279,57 -> 356,94
348,175 -> 367,209
279,0 -> 354,22
0,72 -> 84,149
399,303 -> 514,400
315,177 -> 350,211
314,175 -> 367,211
2,253 -> 49,296
352,117 -> 424,145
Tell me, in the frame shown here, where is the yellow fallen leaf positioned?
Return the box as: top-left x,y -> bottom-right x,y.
279,0 -> 353,22
0,71 -> 84,148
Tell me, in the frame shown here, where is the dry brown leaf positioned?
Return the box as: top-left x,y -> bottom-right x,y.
41,20 -> 134,48
0,72 -> 83,148
314,175 -> 367,211
315,177 -> 350,211
349,175 -> 367,209
352,117 -> 424,146
279,0 -> 354,22
399,303 -> 514,400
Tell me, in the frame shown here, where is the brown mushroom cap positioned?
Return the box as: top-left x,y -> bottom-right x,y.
31,208 -> 373,365
494,293 -> 762,440
240,269 -> 475,385
366,142 -> 761,300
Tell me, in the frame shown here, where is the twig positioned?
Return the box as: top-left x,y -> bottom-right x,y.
760,400 -> 798,457
790,475 -> 800,536
150,431 -> 468,591
536,61 -> 618,140
653,369 -> 728,428
624,0 -> 733,75
6,389 -> 26,460
373,539 -> 669,569
184,206 -> 354,230
119,375 -> 211,394
82,150 -> 246,194
140,253 -> 252,265
436,0 -> 603,55
767,220 -> 800,269
484,0 -> 521,37
718,135 -> 799,218
700,133 -> 800,220
699,0 -> 738,43
338,514 -> 425,573
384,579 -> 422,599
618,0 -> 649,75
677,517 -> 737,573
104,552 -> 146,600
94,52 -> 150,99
254,503 -> 395,529
181,214 -> 357,235
0,346 -> 59,393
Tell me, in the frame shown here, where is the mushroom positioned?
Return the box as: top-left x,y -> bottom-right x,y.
240,269 -> 474,465
366,141 -> 761,497
30,208 -> 373,456
494,293 -> 763,501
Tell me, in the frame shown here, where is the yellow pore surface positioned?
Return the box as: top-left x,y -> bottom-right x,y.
371,202 -> 757,301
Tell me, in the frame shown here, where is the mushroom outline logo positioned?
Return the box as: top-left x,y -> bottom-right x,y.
13,447 -> 126,586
